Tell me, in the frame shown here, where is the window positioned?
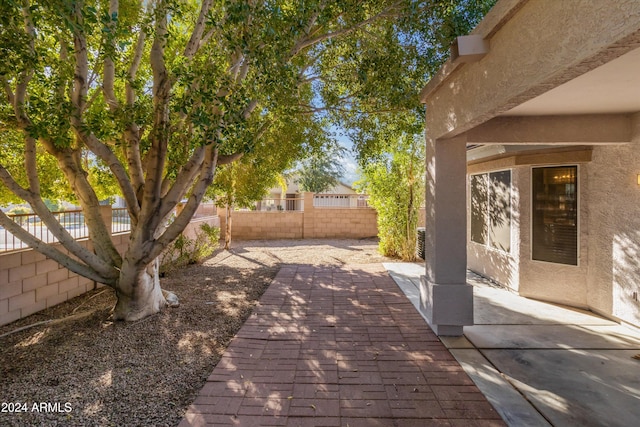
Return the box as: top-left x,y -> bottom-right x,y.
470,170 -> 512,252
532,166 -> 578,265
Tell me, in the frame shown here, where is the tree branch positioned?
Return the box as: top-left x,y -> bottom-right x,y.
217,152 -> 244,165
24,136 -> 40,194
102,0 -> 120,110
124,23 -> 148,196
71,3 -> 89,118
156,145 -> 206,221
291,2 -> 402,57
0,211 -> 115,285
82,133 -> 140,217
0,163 -> 119,280
183,0 -> 213,59
138,3 -> 171,237
12,0 -> 36,129
147,145 -> 219,263
2,76 -> 15,106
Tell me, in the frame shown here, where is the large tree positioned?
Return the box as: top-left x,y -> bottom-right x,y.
295,141 -> 345,194
336,0 -> 496,259
0,0 -> 495,321
210,113 -> 326,249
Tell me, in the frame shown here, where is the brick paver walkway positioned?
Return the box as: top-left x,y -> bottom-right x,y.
180,264 -> 505,426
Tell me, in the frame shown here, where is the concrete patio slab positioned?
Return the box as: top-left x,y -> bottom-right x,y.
384,263 -> 640,427
464,324 -> 640,349
449,349 -> 551,427
485,349 -> 640,427
472,285 -> 618,326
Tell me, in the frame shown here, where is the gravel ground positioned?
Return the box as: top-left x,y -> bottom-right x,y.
0,239 -> 393,427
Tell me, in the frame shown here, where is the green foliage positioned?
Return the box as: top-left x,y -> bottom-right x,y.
8,206 -> 32,215
357,127 -> 425,261
326,0 -> 497,163
43,199 -> 62,212
0,0 -> 496,206
337,0 -> 494,260
160,223 -> 221,275
296,142 -> 346,194
209,113 -> 330,208
0,0 -> 497,296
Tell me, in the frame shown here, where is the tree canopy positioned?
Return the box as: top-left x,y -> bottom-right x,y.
0,0 -> 496,320
295,141 -> 346,194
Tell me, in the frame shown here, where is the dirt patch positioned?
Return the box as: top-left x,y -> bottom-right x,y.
0,239 -> 393,427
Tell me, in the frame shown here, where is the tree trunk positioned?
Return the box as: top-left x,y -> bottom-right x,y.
112,258 -> 175,321
224,204 -> 232,250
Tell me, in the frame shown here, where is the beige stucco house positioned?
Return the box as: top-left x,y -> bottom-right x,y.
419,0 -> 640,335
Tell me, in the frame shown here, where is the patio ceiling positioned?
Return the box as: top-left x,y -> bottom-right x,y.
502,46 -> 640,117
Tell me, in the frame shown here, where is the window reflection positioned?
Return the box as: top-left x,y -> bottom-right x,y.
532,166 -> 578,265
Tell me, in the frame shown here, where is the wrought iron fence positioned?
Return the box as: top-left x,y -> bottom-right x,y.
1,210 -> 88,253
112,208 -> 131,234
1,208 -> 136,253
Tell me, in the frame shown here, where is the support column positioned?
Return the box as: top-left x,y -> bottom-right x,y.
420,135 -> 473,336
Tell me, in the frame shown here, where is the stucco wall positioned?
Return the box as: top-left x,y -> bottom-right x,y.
587,139 -> 640,327
466,154 -> 591,307
517,165 -> 589,308
423,0 -> 640,141
421,0 -> 640,331
467,167 -> 522,291
467,144 -> 640,329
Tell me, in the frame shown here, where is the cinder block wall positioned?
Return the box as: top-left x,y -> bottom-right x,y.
181,216 -> 221,240
217,193 -> 378,240
306,208 -> 378,238
219,211 -> 304,240
0,214 -> 220,327
0,233 -> 129,326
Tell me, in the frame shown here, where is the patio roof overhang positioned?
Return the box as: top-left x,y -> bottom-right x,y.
420,0 -> 640,144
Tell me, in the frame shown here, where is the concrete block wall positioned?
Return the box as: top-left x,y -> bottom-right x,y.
306,208 -> 378,238
0,233 -> 129,327
181,215 -> 221,240
0,212 -> 221,327
217,193 -> 378,240
219,211 -> 304,240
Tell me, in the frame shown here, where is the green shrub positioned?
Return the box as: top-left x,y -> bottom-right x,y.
357,134 -> 424,261
160,223 -> 220,275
